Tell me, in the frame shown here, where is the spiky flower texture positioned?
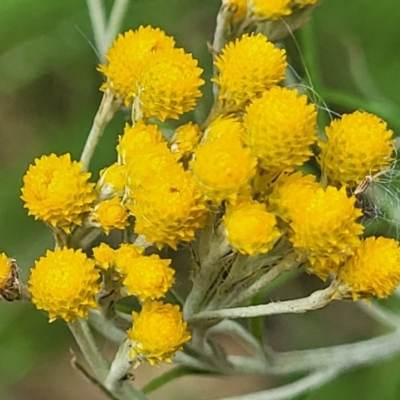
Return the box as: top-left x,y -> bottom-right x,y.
28,248 -> 100,322
243,86 -> 317,173
319,111 -> 394,187
213,33 -> 287,109
123,255 -> 175,301
128,301 -> 191,366
21,154 -> 95,232
99,26 -> 175,105
224,202 -> 281,255
289,187 -> 364,279
338,237 -> 400,299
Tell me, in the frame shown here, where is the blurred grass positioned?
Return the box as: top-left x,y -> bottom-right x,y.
1,0 -> 400,399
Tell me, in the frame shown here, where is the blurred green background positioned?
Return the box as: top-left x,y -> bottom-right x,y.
1,0 -> 400,399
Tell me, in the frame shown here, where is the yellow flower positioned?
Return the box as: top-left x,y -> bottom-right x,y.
137,48 -> 204,121
268,172 -> 321,222
203,116 -> 243,142
93,243 -> 115,270
191,135 -> 257,204
170,122 -> 202,160
338,237 -> 400,299
224,201 -> 281,255
129,169 -> 207,249
92,197 -> 129,234
289,186 -> 364,279
117,122 -> 165,166
243,86 -> 317,173
114,244 -> 144,274
21,154 -> 95,233
251,0 -> 292,20
97,163 -> 127,200
224,0 -> 248,21
99,26 -> 175,105
28,248 -> 100,322
128,301 -> 191,366
319,111 -> 394,187
0,254 -> 19,301
212,33 -> 287,109
123,254 -> 175,301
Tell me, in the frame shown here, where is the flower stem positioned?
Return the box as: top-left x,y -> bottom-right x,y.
106,0 -> 130,48
188,282 -> 337,322
86,0 -> 108,61
68,318 -> 110,382
80,89 -> 120,171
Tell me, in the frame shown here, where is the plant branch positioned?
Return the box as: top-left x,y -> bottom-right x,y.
86,0 -> 108,61
189,283 -> 336,322
80,89 -> 121,171
217,368 -> 340,400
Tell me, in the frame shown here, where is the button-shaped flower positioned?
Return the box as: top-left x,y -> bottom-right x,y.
224,201 -> 281,255
337,237 -> 400,300
93,243 -> 115,270
319,111 -> 394,187
28,248 -> 100,322
91,197 -> 129,234
123,255 -> 175,301
21,153 -> 95,233
137,48 -> 204,121
191,134 -> 257,204
99,26 -> 176,105
289,186 -> 364,279
212,33 -> 287,109
114,244 -> 144,274
251,0 -> 292,20
128,301 -> 191,366
243,86 -> 317,173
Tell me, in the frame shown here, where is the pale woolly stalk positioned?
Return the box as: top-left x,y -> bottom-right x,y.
189,282 -> 337,322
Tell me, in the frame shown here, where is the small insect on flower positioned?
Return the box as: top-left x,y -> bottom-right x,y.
0,256 -> 20,302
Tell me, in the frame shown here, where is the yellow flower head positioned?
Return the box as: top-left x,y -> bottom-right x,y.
191,135 -> 257,204
28,248 -> 100,322
129,168 -> 207,249
224,0 -> 248,21
170,122 -> 202,160
224,201 -> 281,255
319,111 -> 395,187
268,172 -> 321,222
289,186 -> 364,279
91,197 -> 129,234
0,253 -> 12,290
212,33 -> 287,109
97,163 -> 127,200
92,243 -> 115,270
137,48 -> 204,121
21,154 -> 95,233
243,86 -> 317,173
123,254 -> 175,301
0,254 -> 19,301
114,243 -> 144,274
338,237 -> 400,300
203,116 -> 243,142
251,0 -> 292,20
128,301 -> 191,366
99,26 -> 175,105
117,122 -> 165,166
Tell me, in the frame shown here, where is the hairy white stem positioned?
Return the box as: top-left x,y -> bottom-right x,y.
218,368 -> 340,400
86,0 -> 107,60
80,89 -> 120,170
189,283 -> 336,322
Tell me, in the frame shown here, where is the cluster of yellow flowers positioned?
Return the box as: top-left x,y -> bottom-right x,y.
7,6 -> 400,369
